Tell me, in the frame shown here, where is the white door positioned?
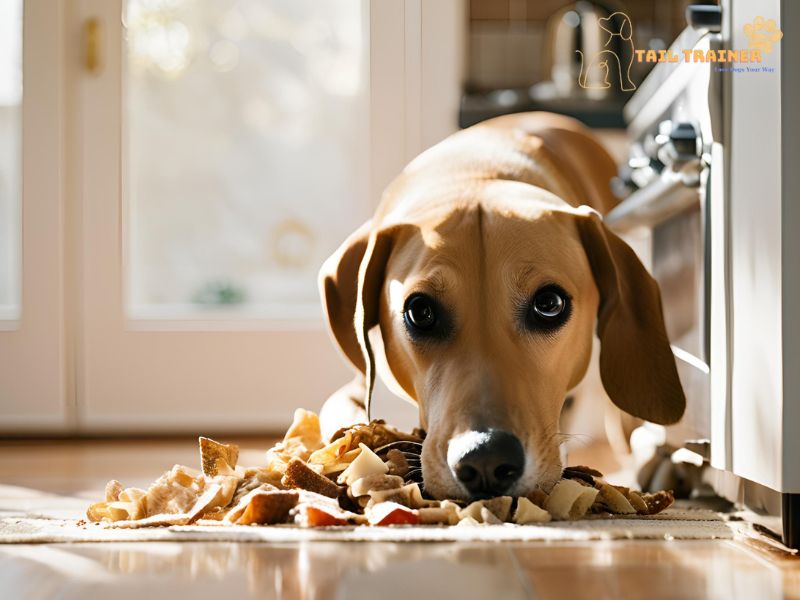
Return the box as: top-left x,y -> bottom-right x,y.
0,1 -> 70,432
7,0 -> 461,434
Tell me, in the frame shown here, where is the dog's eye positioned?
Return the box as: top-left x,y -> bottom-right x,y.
404,294 -> 437,331
526,285 -> 571,331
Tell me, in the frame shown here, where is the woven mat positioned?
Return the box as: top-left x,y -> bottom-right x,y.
0,483 -> 735,544
0,508 -> 733,545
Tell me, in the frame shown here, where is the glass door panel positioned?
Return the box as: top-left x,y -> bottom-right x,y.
0,0 -> 22,321
124,0 -> 368,320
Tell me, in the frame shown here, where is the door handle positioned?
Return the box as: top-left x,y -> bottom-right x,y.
84,18 -> 102,74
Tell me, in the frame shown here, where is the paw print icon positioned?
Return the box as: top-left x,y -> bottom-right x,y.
744,16 -> 783,53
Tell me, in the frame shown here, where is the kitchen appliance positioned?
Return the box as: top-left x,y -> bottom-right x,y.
606,0 -> 800,548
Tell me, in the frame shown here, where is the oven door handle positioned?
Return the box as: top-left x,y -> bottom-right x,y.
604,158 -> 704,232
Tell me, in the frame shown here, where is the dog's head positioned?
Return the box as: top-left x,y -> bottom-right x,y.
598,12 -> 633,41
320,184 -> 684,500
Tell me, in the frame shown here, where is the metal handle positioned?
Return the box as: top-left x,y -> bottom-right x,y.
686,5 -> 722,33
84,18 -> 102,74
605,159 -> 704,232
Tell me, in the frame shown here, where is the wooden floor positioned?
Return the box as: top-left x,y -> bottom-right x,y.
1,438 -> 799,600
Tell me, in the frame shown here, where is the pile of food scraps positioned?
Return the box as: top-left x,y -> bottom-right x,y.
86,409 -> 674,528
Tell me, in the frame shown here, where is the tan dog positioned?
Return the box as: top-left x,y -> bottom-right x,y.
318,112 -> 685,501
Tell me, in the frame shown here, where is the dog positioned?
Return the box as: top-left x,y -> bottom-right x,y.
576,11 -> 636,92
317,112 -> 685,501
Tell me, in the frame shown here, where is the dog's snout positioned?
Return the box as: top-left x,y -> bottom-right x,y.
447,430 -> 525,497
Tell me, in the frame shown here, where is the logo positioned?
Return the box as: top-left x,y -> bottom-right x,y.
576,11 -> 636,92
744,16 -> 783,53
577,12 -> 784,88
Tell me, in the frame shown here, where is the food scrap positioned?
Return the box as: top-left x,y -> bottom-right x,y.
86,409 -> 674,528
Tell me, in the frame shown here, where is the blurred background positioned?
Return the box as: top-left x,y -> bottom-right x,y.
0,0 -> 710,437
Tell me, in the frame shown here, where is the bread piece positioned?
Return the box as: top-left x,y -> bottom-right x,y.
282,457 -> 341,498
235,490 -> 299,525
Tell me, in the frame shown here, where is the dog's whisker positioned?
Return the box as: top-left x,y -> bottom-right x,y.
555,432 -> 595,448
404,469 -> 423,482
374,441 -> 423,455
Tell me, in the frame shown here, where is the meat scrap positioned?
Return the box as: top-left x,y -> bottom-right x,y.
86,409 -> 675,528
366,501 -> 420,526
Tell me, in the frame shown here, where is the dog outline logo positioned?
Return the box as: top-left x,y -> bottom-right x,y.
744,16 -> 783,53
576,11 -> 636,92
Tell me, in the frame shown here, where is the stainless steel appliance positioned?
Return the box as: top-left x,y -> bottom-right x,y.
606,0 -> 800,548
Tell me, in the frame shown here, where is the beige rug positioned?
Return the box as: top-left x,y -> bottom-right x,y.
0,483 -> 738,544
1,512 -> 735,544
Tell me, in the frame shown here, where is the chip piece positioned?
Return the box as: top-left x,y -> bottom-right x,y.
199,437 -> 240,477
628,490 -> 649,514
513,497 -> 552,524
482,496 -> 512,522
349,474 -> 404,498
105,480 -> 123,502
418,504 -> 459,525
337,444 -> 388,485
367,482 -> 426,509
595,481 -> 636,515
544,479 -> 599,520
282,457 -> 341,498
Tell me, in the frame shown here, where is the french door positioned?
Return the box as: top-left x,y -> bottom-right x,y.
0,0 -> 464,434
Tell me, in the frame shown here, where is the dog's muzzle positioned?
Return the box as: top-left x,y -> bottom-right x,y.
446,429 -> 525,498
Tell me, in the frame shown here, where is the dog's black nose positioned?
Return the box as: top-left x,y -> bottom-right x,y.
447,430 -> 525,497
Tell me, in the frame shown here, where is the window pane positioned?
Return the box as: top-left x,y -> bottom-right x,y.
0,0 -> 22,320
124,0 -> 368,319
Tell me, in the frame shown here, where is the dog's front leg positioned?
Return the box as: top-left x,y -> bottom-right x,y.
319,375 -> 368,441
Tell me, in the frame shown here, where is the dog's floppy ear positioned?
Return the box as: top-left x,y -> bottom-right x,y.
619,15 -> 633,41
576,210 -> 685,425
319,221 -> 399,418
319,220 -> 373,374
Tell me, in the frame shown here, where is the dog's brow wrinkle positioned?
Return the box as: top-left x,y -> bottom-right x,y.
511,263 -> 540,294
415,271 -> 449,295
